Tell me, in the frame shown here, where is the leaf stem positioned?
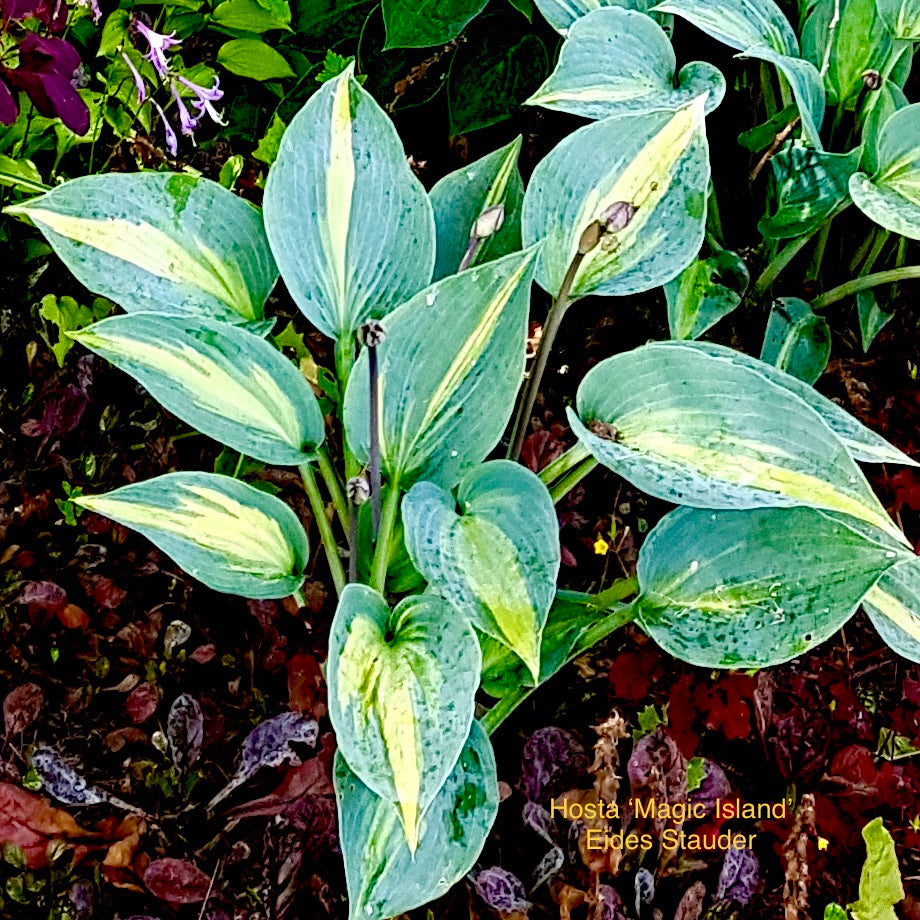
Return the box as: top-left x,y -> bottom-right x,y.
538,441 -> 592,487
370,482 -> 400,593
549,456 -> 598,503
292,588 -> 306,608
316,447 -> 349,531
335,335 -> 360,481
508,251 -> 585,460
300,463 -> 346,597
368,343 -> 382,535
812,265 -> 920,310
747,223 -> 824,304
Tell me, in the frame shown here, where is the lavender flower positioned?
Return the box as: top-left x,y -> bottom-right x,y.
171,83 -> 199,136
134,20 -> 179,79
175,73 -> 226,127
121,52 -> 147,104
152,98 -> 177,156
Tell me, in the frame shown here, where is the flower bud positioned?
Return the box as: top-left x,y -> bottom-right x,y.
602,200 -> 636,232
471,204 -> 505,240
577,219 -> 605,254
347,476 -> 371,506
359,320 -> 387,348
862,69 -> 882,91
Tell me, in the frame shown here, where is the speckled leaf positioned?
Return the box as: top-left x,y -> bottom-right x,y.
665,249 -> 749,340
651,0 -> 798,53
877,0 -> 920,37
71,314 -> 325,466
526,9 -> 725,120
860,79 -> 908,176
403,461 -> 560,683
167,695 -> 204,771
863,559 -> 920,664
344,248 -> 538,487
335,720 -> 498,920
328,584 -> 480,852
382,0 -> 488,48
263,67 -> 435,340
636,506 -> 907,667
760,297 -> 831,384
533,0 -> 658,34
429,137 -> 524,281
569,342 -> 905,541
6,173 -> 277,324
31,749 -> 107,807
74,473 -> 309,599
851,104 -> 920,239
522,99 -> 710,299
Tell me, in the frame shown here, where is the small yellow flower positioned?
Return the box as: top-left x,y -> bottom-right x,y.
593,535 -> 610,555
817,836 -> 829,851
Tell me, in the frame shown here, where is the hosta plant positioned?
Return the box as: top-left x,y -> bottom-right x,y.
10,1 -> 920,910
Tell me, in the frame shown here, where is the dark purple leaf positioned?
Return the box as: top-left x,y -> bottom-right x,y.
693,759 -> 731,813
19,581 -> 66,611
20,383 -> 89,444
716,847 -> 759,907
67,881 -> 94,919
520,727 -> 587,802
595,884 -> 627,920
522,800 -> 556,845
7,34 -> 89,135
627,726 -> 687,804
144,858 -> 211,905
1,0 -> 67,31
0,78 -> 18,124
31,748 -> 106,806
283,794 -> 338,854
166,694 -> 204,770
472,867 -> 531,914
126,682 -> 160,724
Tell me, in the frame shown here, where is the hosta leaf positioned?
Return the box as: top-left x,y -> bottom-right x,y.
335,720 -> 498,920
665,249 -> 749,340
5,173 -> 277,324
760,296 -> 831,384
863,560 -> 920,663
848,818 -> 905,920
877,0 -> 920,38
327,584 -> 480,851
636,506 -> 907,668
850,104 -> 920,240
760,143 -> 861,239
74,473 -> 308,599
402,461 -> 560,682
382,0 -> 488,47
71,314 -> 324,466
857,290 -> 895,352
651,0 -> 798,53
429,137 -> 524,281
860,79 -> 908,176
263,67 -> 435,340
533,0 -> 658,34
677,341 -> 917,467
568,342 -> 905,541
526,9 -> 725,120
344,247 -> 538,487
521,98 -> 710,299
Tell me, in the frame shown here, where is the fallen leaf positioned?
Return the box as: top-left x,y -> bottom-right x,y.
0,782 -> 90,867
18,580 -> 66,612
287,652 -> 325,717
4,683 -> 44,737
144,857 -> 212,905
56,603 -> 90,629
126,682 -> 160,724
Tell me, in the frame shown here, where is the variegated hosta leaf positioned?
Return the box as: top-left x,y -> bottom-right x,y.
429,136 -> 524,281
863,560 -> 920,663
344,247 -> 538,488
73,473 -> 308,599
327,584 -> 480,852
738,45 -> 825,148
402,461 -> 560,682
860,79 -> 908,176
263,66 -> 435,340
568,342 -> 907,542
877,0 -> 920,37
5,173 -> 277,324
760,297 -> 830,384
527,8 -> 725,120
651,0 -> 798,53
674,341 -> 917,467
335,720 -> 498,920
533,0 -> 658,34
72,314 -> 325,466
636,506 -> 908,667
850,103 -> 920,240
521,98 -> 710,299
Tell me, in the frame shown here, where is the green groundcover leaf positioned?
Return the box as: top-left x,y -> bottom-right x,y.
327,584 -> 480,852
217,39 -> 295,80
522,99 -> 710,299
403,460 -> 560,682
72,314 -> 325,466
6,173 -> 278,324
527,8 -> 725,120
344,247 -> 538,488
848,817 -> 905,920
636,506 -> 908,668
569,341 -> 907,541
335,720 -> 498,920
263,67 -> 435,340
74,472 -> 308,599
382,0 -> 488,48
212,0 -> 291,32
429,137 -> 524,281
863,559 -> 920,664
760,296 -> 831,384
651,0 -> 798,53
665,249 -> 749,340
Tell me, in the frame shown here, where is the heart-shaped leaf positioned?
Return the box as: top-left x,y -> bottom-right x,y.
651,0 -> 798,53
382,0 -> 488,47
72,314 -> 325,466
335,720 -> 498,920
74,473 -> 308,599
863,559 -> 920,663
522,98 -> 710,299
403,460 -> 560,682
637,506 -> 908,667
569,342 -> 905,541
429,136 -> 524,281
344,247 -> 538,487
760,296 -> 831,384
6,173 -> 277,324
263,66 -> 435,340
534,0 -> 659,34
327,584 -> 480,851
665,248 -> 749,340
527,8 -> 725,120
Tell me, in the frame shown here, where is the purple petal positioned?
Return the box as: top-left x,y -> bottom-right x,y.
0,78 -> 18,124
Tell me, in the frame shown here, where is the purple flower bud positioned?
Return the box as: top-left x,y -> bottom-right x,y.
171,84 -> 199,137
152,98 -> 177,156
602,201 -> 636,232
121,52 -> 147,104
134,20 -> 179,80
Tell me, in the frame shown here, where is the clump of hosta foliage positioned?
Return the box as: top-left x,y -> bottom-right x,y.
9,0 -> 920,915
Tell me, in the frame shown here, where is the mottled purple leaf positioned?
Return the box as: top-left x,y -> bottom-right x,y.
20,383 -> 88,444
674,881 -> 706,920
522,800 -> 556,845
595,884 -> 627,920
144,858 -> 211,905
521,727 -> 587,802
532,845 -> 563,889
67,881 -> 94,919
694,759 -> 731,813
627,726 -> 687,804
167,694 -> 204,771
472,867 -> 531,914
31,747 -> 140,813
19,581 -> 66,611
208,711 -> 318,808
716,847 -> 759,906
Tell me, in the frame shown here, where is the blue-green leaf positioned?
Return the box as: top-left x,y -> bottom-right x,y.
760,296 -> 831,384
863,559 -> 920,664
665,249 -> 749,340
652,0 -> 798,53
